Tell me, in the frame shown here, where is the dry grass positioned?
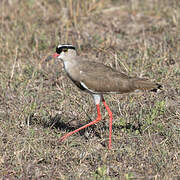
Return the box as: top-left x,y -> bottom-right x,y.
0,0 -> 180,179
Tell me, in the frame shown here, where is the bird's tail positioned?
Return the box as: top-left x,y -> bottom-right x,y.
132,78 -> 162,92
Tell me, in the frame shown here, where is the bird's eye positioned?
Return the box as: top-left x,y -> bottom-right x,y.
63,48 -> 68,52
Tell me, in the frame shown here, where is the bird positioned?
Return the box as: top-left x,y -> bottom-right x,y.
46,44 -> 162,149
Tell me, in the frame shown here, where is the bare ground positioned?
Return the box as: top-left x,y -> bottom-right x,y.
0,0 -> 180,179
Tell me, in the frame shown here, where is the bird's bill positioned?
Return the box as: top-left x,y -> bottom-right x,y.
53,53 -> 59,58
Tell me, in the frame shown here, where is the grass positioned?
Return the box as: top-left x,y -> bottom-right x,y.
0,0 -> 180,179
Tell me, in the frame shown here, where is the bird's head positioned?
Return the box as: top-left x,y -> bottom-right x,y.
53,44 -> 77,61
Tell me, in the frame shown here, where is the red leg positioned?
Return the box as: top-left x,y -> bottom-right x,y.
59,104 -> 101,142
102,98 -> 113,150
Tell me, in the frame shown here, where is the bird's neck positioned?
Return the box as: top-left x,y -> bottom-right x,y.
63,58 -> 77,74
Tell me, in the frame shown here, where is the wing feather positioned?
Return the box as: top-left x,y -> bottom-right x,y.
78,61 -> 133,93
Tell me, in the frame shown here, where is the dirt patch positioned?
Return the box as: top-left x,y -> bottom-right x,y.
0,0 -> 180,179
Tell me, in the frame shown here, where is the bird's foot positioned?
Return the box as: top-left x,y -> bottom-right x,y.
59,135 -> 68,142
59,131 -> 74,142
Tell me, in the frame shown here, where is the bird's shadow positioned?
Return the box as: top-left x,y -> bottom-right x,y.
23,113 -> 143,148
43,114 -> 89,136
43,114 -> 143,137
113,122 -> 143,134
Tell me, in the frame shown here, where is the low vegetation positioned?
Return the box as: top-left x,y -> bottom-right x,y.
0,0 -> 179,179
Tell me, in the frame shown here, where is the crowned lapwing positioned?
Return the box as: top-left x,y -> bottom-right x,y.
46,44 -> 162,149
